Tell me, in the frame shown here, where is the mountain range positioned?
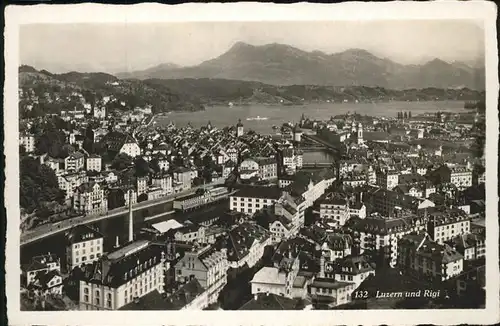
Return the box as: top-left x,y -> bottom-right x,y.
116,42 -> 485,90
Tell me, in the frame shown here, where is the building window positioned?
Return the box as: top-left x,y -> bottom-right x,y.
84,295 -> 89,302
95,298 -> 100,305
84,288 -> 89,294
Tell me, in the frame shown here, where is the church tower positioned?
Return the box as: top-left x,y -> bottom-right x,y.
236,119 -> 244,137
357,122 -> 363,144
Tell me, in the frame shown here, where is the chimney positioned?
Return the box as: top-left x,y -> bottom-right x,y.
319,253 -> 325,278
114,236 -> 120,248
128,190 -> 134,243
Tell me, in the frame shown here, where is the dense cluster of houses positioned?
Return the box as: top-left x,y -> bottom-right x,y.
20,105 -> 486,310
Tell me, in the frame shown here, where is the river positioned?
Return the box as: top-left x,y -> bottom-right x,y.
156,101 -> 468,135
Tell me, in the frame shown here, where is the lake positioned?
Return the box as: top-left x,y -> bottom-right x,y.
156,101 -> 468,135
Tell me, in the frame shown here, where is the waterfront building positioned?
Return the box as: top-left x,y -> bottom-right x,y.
66,225 -> 104,270
73,182 -> 108,215
229,186 -> 281,215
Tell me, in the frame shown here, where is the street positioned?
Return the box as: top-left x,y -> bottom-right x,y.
20,180 -> 225,245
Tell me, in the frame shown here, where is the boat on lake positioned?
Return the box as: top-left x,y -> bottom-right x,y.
246,116 -> 268,121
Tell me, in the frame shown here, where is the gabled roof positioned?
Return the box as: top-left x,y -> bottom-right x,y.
334,255 -> 375,275
22,253 -> 59,272
34,270 -> 61,289
226,223 -> 270,262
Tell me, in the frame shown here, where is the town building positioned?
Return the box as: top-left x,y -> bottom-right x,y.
28,270 -> 63,296
78,240 -> 166,310
282,148 -> 303,175
172,167 -> 192,192
20,132 -> 36,153
251,252 -> 300,298
430,165 -> 473,190
65,152 -> 85,172
320,233 -> 353,262
86,154 -> 102,172
446,233 -> 485,261
151,173 -> 173,196
58,171 -> 88,199
333,255 -> 375,289
22,253 -> 61,287
94,106 -> 106,119
426,207 -> 471,244
66,225 -> 104,270
174,243 -> 228,295
350,213 -> 427,267
319,195 -> 350,228
229,186 -> 282,215
101,132 -> 141,158
73,182 -> 108,215
308,259 -> 356,309
397,232 -> 464,282
366,187 -> 435,216
376,168 -> 399,190
226,222 -> 271,269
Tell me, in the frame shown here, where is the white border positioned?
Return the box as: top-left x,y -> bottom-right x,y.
4,2 -> 499,325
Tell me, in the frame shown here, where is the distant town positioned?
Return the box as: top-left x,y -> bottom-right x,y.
19,74 -> 486,311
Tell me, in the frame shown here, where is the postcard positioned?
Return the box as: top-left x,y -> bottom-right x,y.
4,2 -> 499,325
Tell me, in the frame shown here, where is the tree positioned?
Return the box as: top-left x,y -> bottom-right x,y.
408,111 -> 412,119
20,156 -> 65,215
403,112 -> 408,119
111,153 -> 133,170
134,157 -> 150,177
149,158 -> 161,174
35,130 -> 68,158
138,193 -> 148,203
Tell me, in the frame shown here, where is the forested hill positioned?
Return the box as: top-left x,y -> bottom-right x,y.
18,65 -> 204,118
19,65 -> 485,117
141,78 -> 485,106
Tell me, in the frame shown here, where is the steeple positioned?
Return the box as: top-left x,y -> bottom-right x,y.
236,119 -> 244,137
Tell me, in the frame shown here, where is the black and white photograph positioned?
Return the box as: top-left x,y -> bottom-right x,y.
4,2 -> 499,325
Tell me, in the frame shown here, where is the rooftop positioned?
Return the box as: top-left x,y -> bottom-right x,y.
251,266 -> 286,285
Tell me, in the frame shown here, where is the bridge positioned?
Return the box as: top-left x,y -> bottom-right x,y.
302,162 -> 334,168
301,134 -> 343,157
20,180 -> 225,246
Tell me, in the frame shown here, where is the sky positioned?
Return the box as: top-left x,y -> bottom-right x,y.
20,20 -> 485,73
